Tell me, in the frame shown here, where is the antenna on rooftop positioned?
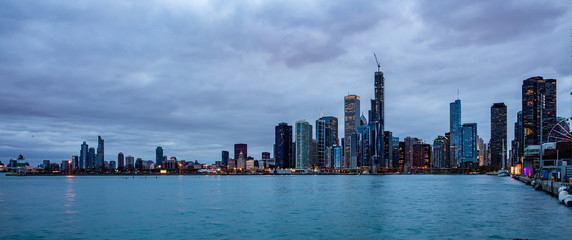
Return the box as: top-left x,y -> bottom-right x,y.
457,88 -> 460,100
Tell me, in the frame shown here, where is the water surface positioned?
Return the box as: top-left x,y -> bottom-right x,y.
1,174 -> 570,239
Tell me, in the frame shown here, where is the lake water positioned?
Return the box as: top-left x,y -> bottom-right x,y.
0,174 -> 571,239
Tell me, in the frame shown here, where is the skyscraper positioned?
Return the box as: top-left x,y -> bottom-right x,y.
404,137 -> 422,168
450,99 -> 461,168
432,136 -> 449,168
349,131 -> 360,168
262,152 -> 270,160
383,131 -> 393,168
368,68 -> 385,172
275,122 -> 293,168
80,141 -> 88,169
221,151 -> 229,167
118,152 -> 125,169
513,111 -> 525,164
392,137 -> 400,169
460,123 -> 478,167
234,143 -> 247,160
344,94 -> 360,168
412,144 -> 431,169
96,136 -> 104,169
88,147 -> 96,169
71,155 -> 79,169
295,120 -> 312,169
156,146 -> 164,167
522,76 -> 557,146
333,145 -> 342,169
316,116 -> 338,168
490,103 -> 507,168
126,155 -> 135,170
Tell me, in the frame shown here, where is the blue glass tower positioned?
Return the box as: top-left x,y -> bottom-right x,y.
450,99 -> 461,167
80,141 -> 88,169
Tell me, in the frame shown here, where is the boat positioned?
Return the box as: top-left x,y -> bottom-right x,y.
486,172 -> 498,176
498,170 -> 510,177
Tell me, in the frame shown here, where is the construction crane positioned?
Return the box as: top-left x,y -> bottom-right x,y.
373,52 -> 380,72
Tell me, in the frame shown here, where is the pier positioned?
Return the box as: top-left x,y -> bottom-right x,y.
513,175 -> 571,200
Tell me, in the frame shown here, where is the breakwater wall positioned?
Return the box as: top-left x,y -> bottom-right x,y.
513,175 -> 570,197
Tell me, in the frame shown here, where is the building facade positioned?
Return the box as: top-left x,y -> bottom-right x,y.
156,146 -> 164,168
432,136 -> 449,168
221,151 -> 229,167
118,152 -> 124,169
490,103 -> 507,168
450,99 -> 461,168
234,143 -> 247,161
316,116 -> 338,168
368,70 -> 385,172
344,94 -> 360,168
460,123 -> 478,167
275,122 -> 293,168
295,120 -> 312,169
96,136 -> 104,169
80,141 -> 88,169
522,76 -> 557,147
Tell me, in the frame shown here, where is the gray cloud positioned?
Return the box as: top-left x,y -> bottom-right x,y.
0,0 -> 571,166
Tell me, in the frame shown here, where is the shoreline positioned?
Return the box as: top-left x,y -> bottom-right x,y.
4,172 -> 495,177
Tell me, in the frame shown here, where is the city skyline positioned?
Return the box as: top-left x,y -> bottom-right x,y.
1,1 -> 571,165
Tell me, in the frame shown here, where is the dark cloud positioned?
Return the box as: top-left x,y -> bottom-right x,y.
0,0 -> 571,166
415,0 -> 568,47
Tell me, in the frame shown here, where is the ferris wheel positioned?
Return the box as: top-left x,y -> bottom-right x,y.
547,117 -> 572,142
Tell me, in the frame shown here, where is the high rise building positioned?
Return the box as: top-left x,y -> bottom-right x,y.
478,138 -> 488,166
460,123 -> 478,167
368,69 -> 385,172
522,76 -> 557,146
383,131 -> 393,168
71,155 -> 79,169
344,94 -> 360,168
513,111 -> 525,164
295,120 -> 312,169
333,145 -> 342,169
80,141 -> 88,169
490,103 -> 507,168
412,144 -> 431,169
398,141 -> 405,171
88,147 -> 96,169
309,139 -> 318,167
126,155 -> 135,170
358,124 -> 370,167
236,152 -> 246,170
275,122 -> 293,168
432,136 -> 449,168
450,99 -> 461,168
156,146 -> 164,167
234,143 -> 247,161
391,137 -> 400,169
404,137 -> 422,168
135,158 -> 143,170
262,152 -> 271,160
118,152 -> 125,169
316,116 -> 338,168
221,151 -> 229,167
349,131 -> 359,168
444,132 -> 451,168
96,136 -> 104,169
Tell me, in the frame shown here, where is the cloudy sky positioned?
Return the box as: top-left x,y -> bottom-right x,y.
1,0 -> 571,166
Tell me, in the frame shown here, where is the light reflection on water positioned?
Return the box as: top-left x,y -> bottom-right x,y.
0,174 -> 571,239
